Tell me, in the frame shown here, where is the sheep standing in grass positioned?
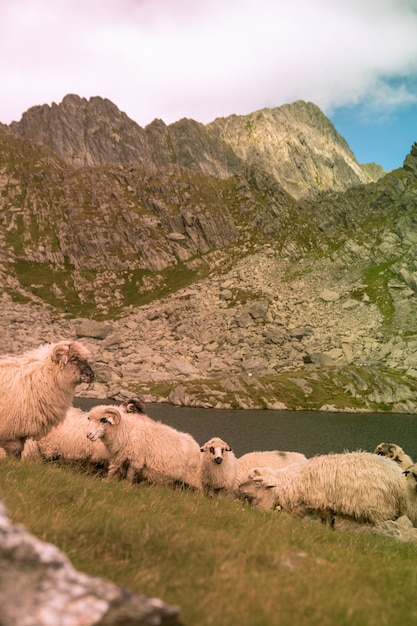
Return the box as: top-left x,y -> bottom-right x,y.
86,404 -> 202,489
200,438 -> 237,494
374,442 -> 414,470
239,451 -> 408,526
0,340 -> 94,458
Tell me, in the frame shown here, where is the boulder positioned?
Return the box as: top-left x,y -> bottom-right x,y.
0,498 -> 181,626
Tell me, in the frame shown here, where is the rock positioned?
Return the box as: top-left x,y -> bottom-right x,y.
167,232 -> 187,241
219,289 -> 233,301
166,360 -> 198,377
75,319 -> 113,340
319,290 -> 341,302
0,497 -> 181,626
303,353 -> 336,366
403,142 -> 417,177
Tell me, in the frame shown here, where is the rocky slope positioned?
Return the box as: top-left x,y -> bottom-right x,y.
1,97 -> 417,412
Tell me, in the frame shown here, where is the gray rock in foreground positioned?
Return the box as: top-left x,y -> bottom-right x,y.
0,498 -> 181,626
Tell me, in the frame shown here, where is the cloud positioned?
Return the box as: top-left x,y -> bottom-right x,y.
1,0 -> 417,125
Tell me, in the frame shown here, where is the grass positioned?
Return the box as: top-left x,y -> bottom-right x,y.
1,458 -> 417,625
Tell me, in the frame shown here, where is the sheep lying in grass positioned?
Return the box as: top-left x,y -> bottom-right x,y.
86,404 -> 202,489
200,437 -> 237,494
235,450 -> 307,489
23,397 -> 148,474
0,340 -> 94,458
402,463 -> 417,526
238,451 -> 409,526
374,442 -> 414,470
199,437 -> 307,495
22,406 -> 110,469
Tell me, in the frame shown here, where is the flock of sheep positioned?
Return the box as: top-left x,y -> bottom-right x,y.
1,339 -> 417,530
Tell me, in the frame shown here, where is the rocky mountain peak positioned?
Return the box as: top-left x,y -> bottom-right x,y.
8,95 -> 384,198
403,141 -> 417,176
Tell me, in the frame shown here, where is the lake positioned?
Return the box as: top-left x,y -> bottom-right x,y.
74,399 -> 417,461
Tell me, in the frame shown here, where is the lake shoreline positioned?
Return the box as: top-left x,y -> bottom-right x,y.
73,397 -> 417,460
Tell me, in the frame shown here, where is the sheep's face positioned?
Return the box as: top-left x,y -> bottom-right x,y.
403,464 -> 417,492
69,356 -> 95,384
51,341 -> 95,385
200,438 -> 232,465
87,407 -> 121,441
238,477 -> 277,510
374,442 -> 403,464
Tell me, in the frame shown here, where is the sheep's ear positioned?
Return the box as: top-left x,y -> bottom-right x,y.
226,446 -> 232,452
200,447 -> 205,452
51,342 -> 70,365
103,408 -> 122,425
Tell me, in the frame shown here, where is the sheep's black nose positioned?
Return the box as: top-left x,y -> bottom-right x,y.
214,457 -> 223,464
81,363 -> 95,383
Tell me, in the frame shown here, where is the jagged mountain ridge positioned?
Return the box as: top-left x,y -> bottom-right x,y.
8,95 -> 384,199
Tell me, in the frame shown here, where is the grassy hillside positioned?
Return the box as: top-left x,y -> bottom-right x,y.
1,458 -> 417,626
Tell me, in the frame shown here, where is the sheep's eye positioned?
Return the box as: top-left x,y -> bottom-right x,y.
100,417 -> 107,423
209,447 -> 215,454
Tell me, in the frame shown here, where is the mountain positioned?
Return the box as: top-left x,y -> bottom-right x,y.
8,95 -> 384,198
1,96 -> 417,413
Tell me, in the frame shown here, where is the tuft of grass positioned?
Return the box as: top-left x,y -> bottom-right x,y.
1,459 -> 417,625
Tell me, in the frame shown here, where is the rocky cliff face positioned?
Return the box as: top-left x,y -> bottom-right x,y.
2,96 -> 417,412
9,95 -> 383,198
208,101 -> 380,197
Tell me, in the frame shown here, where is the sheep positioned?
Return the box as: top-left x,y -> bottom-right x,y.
199,437 -> 237,494
86,404 -> 202,490
21,406 -> 110,469
22,397 -> 147,473
199,438 -> 307,495
401,463 -> 417,526
235,450 -> 307,489
0,340 -> 94,458
238,451 -> 409,526
374,442 -> 414,470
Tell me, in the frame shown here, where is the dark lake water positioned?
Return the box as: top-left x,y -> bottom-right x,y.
74,399 -> 417,461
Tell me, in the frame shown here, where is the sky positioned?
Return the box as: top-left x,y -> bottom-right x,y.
1,0 -> 417,172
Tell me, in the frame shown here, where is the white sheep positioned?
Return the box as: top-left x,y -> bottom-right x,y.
238,451 -> 409,526
401,463 -> 417,526
21,406 -> 110,469
199,438 -> 307,495
374,442 -> 414,470
86,404 -> 202,490
235,450 -> 307,489
199,437 -> 237,494
0,340 -> 94,458
22,397 -> 147,473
